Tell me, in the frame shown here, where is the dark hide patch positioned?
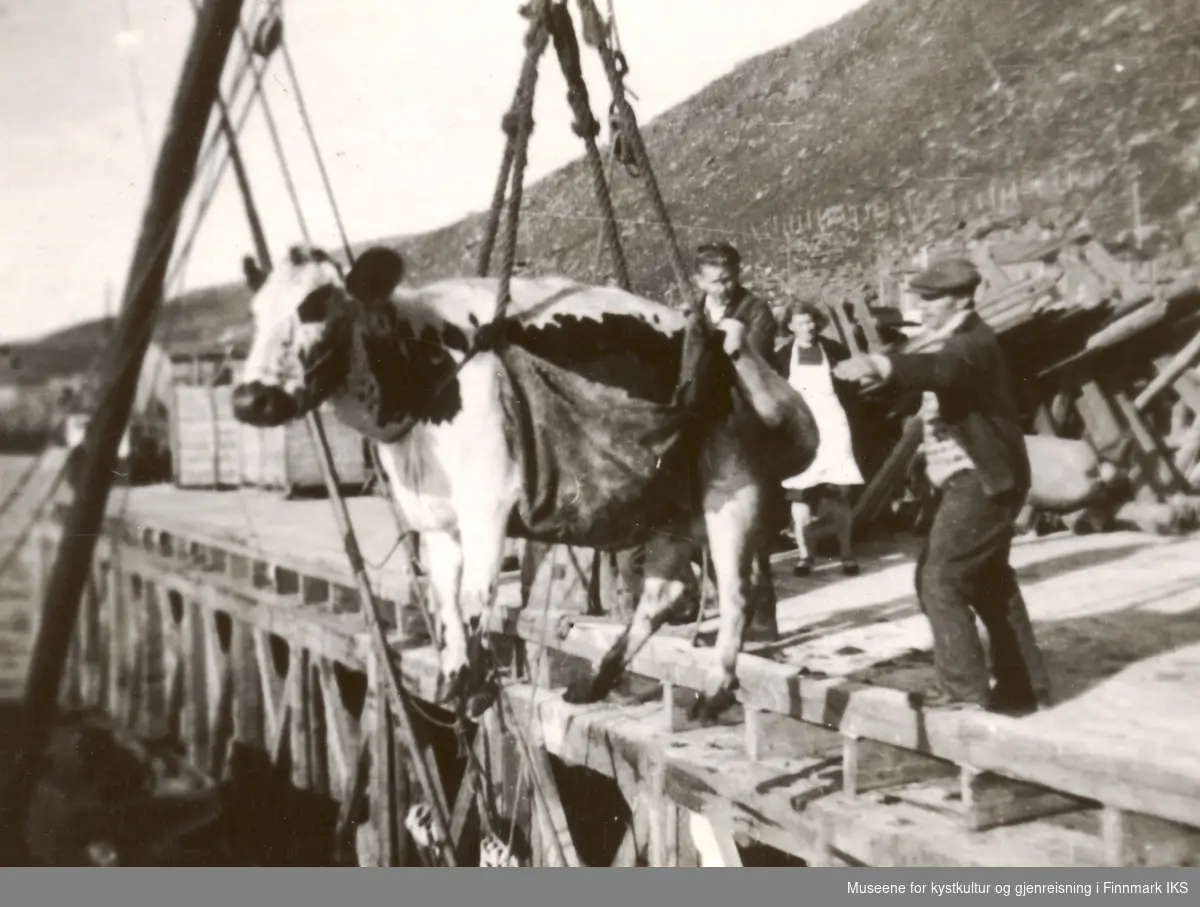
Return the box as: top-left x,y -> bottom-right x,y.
243,256 -> 268,291
298,310 -> 351,407
502,312 -> 689,405
345,246 -> 405,303
354,303 -> 463,429
296,284 -> 337,324
441,322 -> 469,353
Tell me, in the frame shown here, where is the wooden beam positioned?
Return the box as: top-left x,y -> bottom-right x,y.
744,707 -> 841,762
513,611 -> 1200,830
1136,328 -> 1200,412
1113,391 -> 1188,494
1102,807 -> 1200,867
687,810 -> 744,866
1075,380 -> 1126,460
843,736 -> 957,795
961,767 -> 1090,832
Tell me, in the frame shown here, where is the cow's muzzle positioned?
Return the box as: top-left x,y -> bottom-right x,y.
232,381 -> 299,427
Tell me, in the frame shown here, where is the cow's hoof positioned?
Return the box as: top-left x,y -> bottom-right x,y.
465,677 -> 499,718
436,668 -> 467,705
744,621 -> 779,644
689,687 -> 739,725
562,676 -> 605,705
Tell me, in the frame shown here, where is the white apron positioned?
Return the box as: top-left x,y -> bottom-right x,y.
781,342 -> 864,491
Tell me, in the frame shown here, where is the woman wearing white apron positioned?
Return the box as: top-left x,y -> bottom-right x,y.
774,300 -> 865,577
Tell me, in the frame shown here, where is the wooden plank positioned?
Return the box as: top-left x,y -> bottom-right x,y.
811,789 -> 1105,867
971,245 -> 1013,292
1113,391 -> 1188,494
1136,328 -> 1200,412
1032,404 -> 1059,437
851,294 -> 883,352
1075,380 -> 1127,459
1080,239 -> 1147,304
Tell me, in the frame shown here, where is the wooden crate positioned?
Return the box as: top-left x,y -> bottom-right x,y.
169,384 -> 241,489
239,403 -> 370,495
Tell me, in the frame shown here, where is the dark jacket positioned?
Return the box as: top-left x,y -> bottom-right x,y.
717,286 -> 778,362
885,311 -> 1030,500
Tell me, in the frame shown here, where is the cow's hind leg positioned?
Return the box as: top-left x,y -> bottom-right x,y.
562,538 -> 696,705
692,481 -> 760,724
423,531 -> 469,703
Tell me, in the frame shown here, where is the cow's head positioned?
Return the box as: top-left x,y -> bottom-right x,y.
231,245 -> 406,427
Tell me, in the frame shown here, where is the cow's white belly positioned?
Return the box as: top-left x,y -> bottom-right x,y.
372,359 -> 521,535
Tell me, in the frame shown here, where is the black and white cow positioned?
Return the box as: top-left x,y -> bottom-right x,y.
231,245 -> 818,718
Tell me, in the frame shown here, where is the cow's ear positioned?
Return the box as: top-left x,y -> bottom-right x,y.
345,246 -> 405,303
243,256 -> 269,292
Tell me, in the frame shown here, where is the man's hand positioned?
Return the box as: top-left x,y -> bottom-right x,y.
718,318 -> 746,357
834,354 -> 891,389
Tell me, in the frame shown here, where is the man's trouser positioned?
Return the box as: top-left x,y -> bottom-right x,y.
914,471 -> 1052,706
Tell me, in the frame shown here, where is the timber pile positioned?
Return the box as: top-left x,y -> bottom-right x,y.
852,224 -> 1200,534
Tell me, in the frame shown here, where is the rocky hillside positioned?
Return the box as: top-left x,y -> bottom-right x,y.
8,0 -> 1200,381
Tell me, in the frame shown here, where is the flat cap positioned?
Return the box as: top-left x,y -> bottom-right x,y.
695,240 -> 741,270
908,257 -> 981,297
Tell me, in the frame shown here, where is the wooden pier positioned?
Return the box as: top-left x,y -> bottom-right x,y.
15,481 -> 1200,867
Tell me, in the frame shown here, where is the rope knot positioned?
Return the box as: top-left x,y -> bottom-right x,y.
252,13 -> 283,59
567,90 -> 600,139
501,108 -> 535,140
609,102 -> 641,176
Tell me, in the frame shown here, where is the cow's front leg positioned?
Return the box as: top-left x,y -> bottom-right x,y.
455,502 -> 513,714
458,512 -> 509,643
563,538 -> 696,705
423,531 -> 468,702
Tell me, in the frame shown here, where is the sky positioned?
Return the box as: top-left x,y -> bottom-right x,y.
0,0 -> 866,342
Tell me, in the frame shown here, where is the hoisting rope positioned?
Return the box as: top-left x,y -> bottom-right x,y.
575,0 -> 694,309
548,0 -> 631,290
492,4 -> 553,319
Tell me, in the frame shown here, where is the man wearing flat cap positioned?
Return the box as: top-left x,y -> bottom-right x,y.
834,257 -> 1052,715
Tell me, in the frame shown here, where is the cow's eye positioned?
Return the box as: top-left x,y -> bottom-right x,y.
297,285 -> 335,324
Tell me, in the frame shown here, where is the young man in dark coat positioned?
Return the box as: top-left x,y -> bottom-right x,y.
833,258 -> 1053,714
691,240 -> 782,641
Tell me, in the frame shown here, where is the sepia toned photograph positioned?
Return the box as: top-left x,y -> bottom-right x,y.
1,0 -> 1199,875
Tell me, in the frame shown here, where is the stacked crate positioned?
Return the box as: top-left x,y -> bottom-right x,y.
168,351 -> 242,489
237,402 -> 371,496
168,344 -> 371,496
